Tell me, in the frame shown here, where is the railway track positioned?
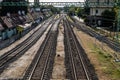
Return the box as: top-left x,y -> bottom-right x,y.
0,16 -> 56,73
23,18 -> 60,80
71,18 -> 120,52
64,17 -> 97,80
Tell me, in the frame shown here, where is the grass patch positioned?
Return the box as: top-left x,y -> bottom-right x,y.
112,69 -> 120,79
66,16 -> 74,23
91,45 -> 120,80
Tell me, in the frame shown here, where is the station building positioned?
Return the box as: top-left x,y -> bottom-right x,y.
85,0 -> 114,27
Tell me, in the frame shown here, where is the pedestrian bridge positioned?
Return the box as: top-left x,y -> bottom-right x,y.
35,2 -> 85,7
0,2 -> 115,7
30,2 -> 115,7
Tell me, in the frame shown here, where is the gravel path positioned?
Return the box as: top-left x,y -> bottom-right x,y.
51,23 -> 66,79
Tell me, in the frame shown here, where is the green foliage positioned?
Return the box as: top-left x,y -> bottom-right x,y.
101,9 -> 116,27
40,5 -> 46,10
64,6 -> 69,12
0,0 -> 28,16
92,46 -> 120,80
76,7 -> 84,17
65,5 -> 81,16
68,7 -> 75,15
50,6 -> 60,14
42,5 -> 60,14
102,9 -> 116,20
64,5 -> 85,18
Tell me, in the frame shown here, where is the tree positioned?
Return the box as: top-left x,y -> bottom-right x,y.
0,0 -> 28,16
64,6 -> 69,12
46,5 -> 60,14
76,7 -> 82,17
68,5 -> 76,16
101,9 -> 116,27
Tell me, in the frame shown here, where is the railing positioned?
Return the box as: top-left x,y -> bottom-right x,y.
0,2 -> 28,6
88,2 -> 114,7
0,2 -> 116,7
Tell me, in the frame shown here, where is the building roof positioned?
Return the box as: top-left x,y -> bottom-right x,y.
1,16 -> 14,28
24,15 -> 32,23
11,14 -> 27,24
18,23 -> 32,30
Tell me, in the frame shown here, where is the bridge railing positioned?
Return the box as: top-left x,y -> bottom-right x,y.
88,2 -> 114,7
0,2 -> 115,7
0,2 -> 28,6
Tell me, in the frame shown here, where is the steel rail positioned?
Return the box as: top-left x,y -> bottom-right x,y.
0,16 -> 56,71
72,18 -> 120,52
0,16 -> 55,60
64,17 -> 91,80
28,24 -> 53,80
64,18 -> 77,80
27,19 -> 59,80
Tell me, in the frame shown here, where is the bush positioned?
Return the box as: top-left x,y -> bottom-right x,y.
101,9 -> 116,27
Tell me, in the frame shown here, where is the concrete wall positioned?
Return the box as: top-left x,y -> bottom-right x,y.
0,22 -> 37,50
0,34 -> 19,49
1,28 -> 17,40
90,7 -> 112,16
